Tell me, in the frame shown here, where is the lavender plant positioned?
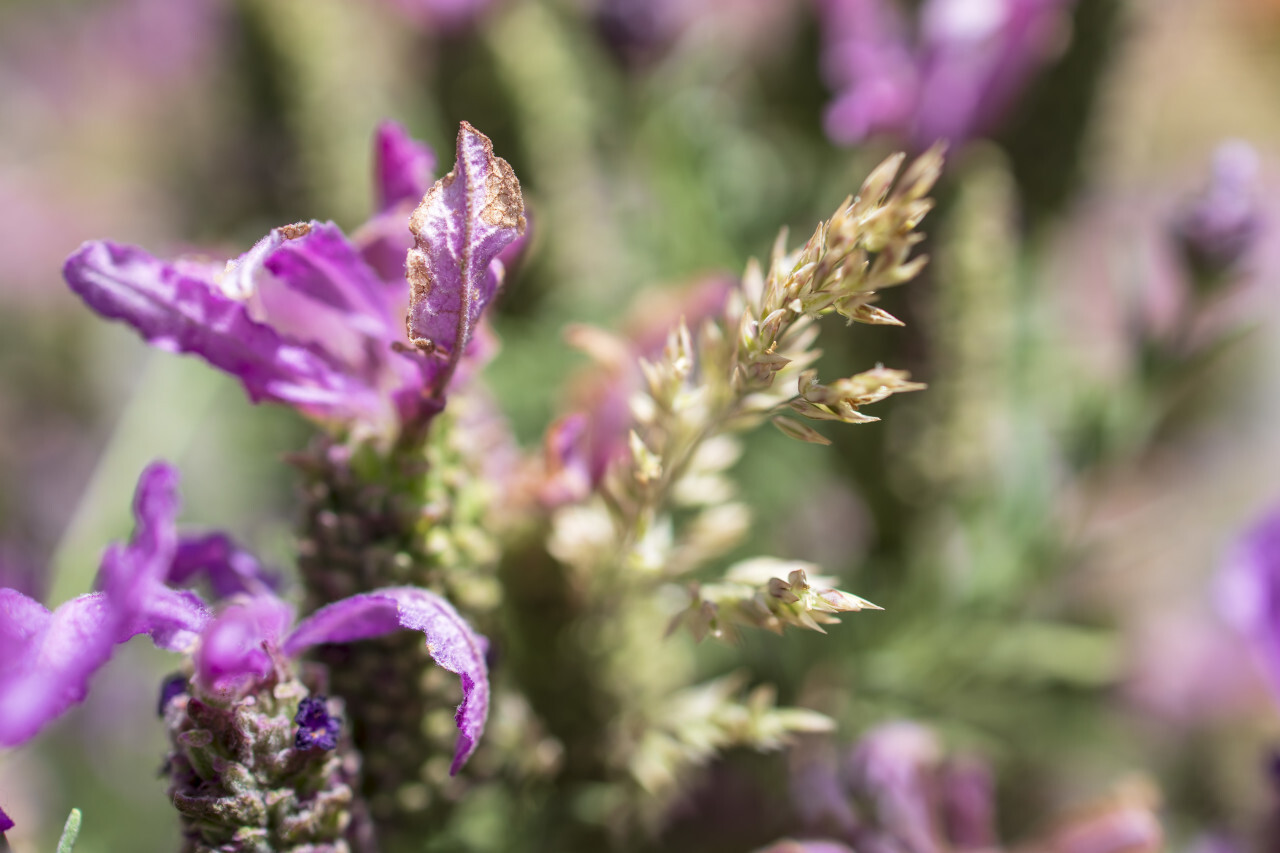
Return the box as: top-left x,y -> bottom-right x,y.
0,104 -> 955,851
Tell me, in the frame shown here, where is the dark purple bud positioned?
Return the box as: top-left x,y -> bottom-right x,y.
294,696 -> 341,751
1174,141 -> 1263,290
593,0 -> 679,68
157,673 -> 189,716
0,804 -> 12,833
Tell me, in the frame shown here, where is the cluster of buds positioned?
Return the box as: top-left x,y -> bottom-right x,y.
593,146 -> 942,570
632,674 -> 834,804
669,559 -> 881,642
162,675 -> 364,852
780,366 -> 927,442
731,146 -> 942,418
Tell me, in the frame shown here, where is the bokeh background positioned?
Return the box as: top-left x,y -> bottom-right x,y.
3,0 -> 1280,849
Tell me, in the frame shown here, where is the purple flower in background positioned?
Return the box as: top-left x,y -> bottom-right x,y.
0,461 -> 491,773
540,277 -> 732,506
0,804 -> 12,833
781,722 -> 1158,853
1174,141 -> 1264,289
1219,500 -> 1280,701
818,0 -> 1075,149
63,122 -> 525,440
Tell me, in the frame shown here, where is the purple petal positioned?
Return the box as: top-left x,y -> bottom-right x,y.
283,586 -> 490,773
0,590 -> 114,746
1219,501 -> 1280,699
355,209 -> 415,283
95,462 -> 210,652
406,122 -> 525,395
374,120 -> 436,212
0,804 -> 11,832
170,533 -> 279,600
193,595 -> 294,697
263,222 -> 392,336
844,723 -> 940,853
63,240 -> 379,420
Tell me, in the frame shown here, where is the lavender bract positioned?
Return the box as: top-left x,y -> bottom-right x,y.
0,460 -> 491,777
406,120 -> 527,398
62,122 -> 523,441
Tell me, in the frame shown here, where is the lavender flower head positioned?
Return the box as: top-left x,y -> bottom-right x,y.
819,0 -> 1075,149
0,461 -> 491,774
62,122 -> 525,442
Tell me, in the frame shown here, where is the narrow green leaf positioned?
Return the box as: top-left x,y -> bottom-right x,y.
56,809 -> 82,853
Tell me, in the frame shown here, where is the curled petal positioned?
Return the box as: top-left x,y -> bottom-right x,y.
406,122 -> 526,394
96,462 -> 210,651
283,586 -> 490,773
375,120 -> 436,212
63,240 -> 379,420
170,533 -> 279,600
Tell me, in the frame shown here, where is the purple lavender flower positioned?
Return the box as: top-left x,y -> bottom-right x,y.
1219,500 -> 1280,701
0,461 -> 492,773
785,723 -> 1161,853
188,583 -> 491,773
63,122 -> 524,440
0,464 -> 209,747
819,0 -> 1075,149
1174,141 -> 1263,289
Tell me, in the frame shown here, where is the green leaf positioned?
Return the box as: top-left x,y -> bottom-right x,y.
56,809 -> 82,853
